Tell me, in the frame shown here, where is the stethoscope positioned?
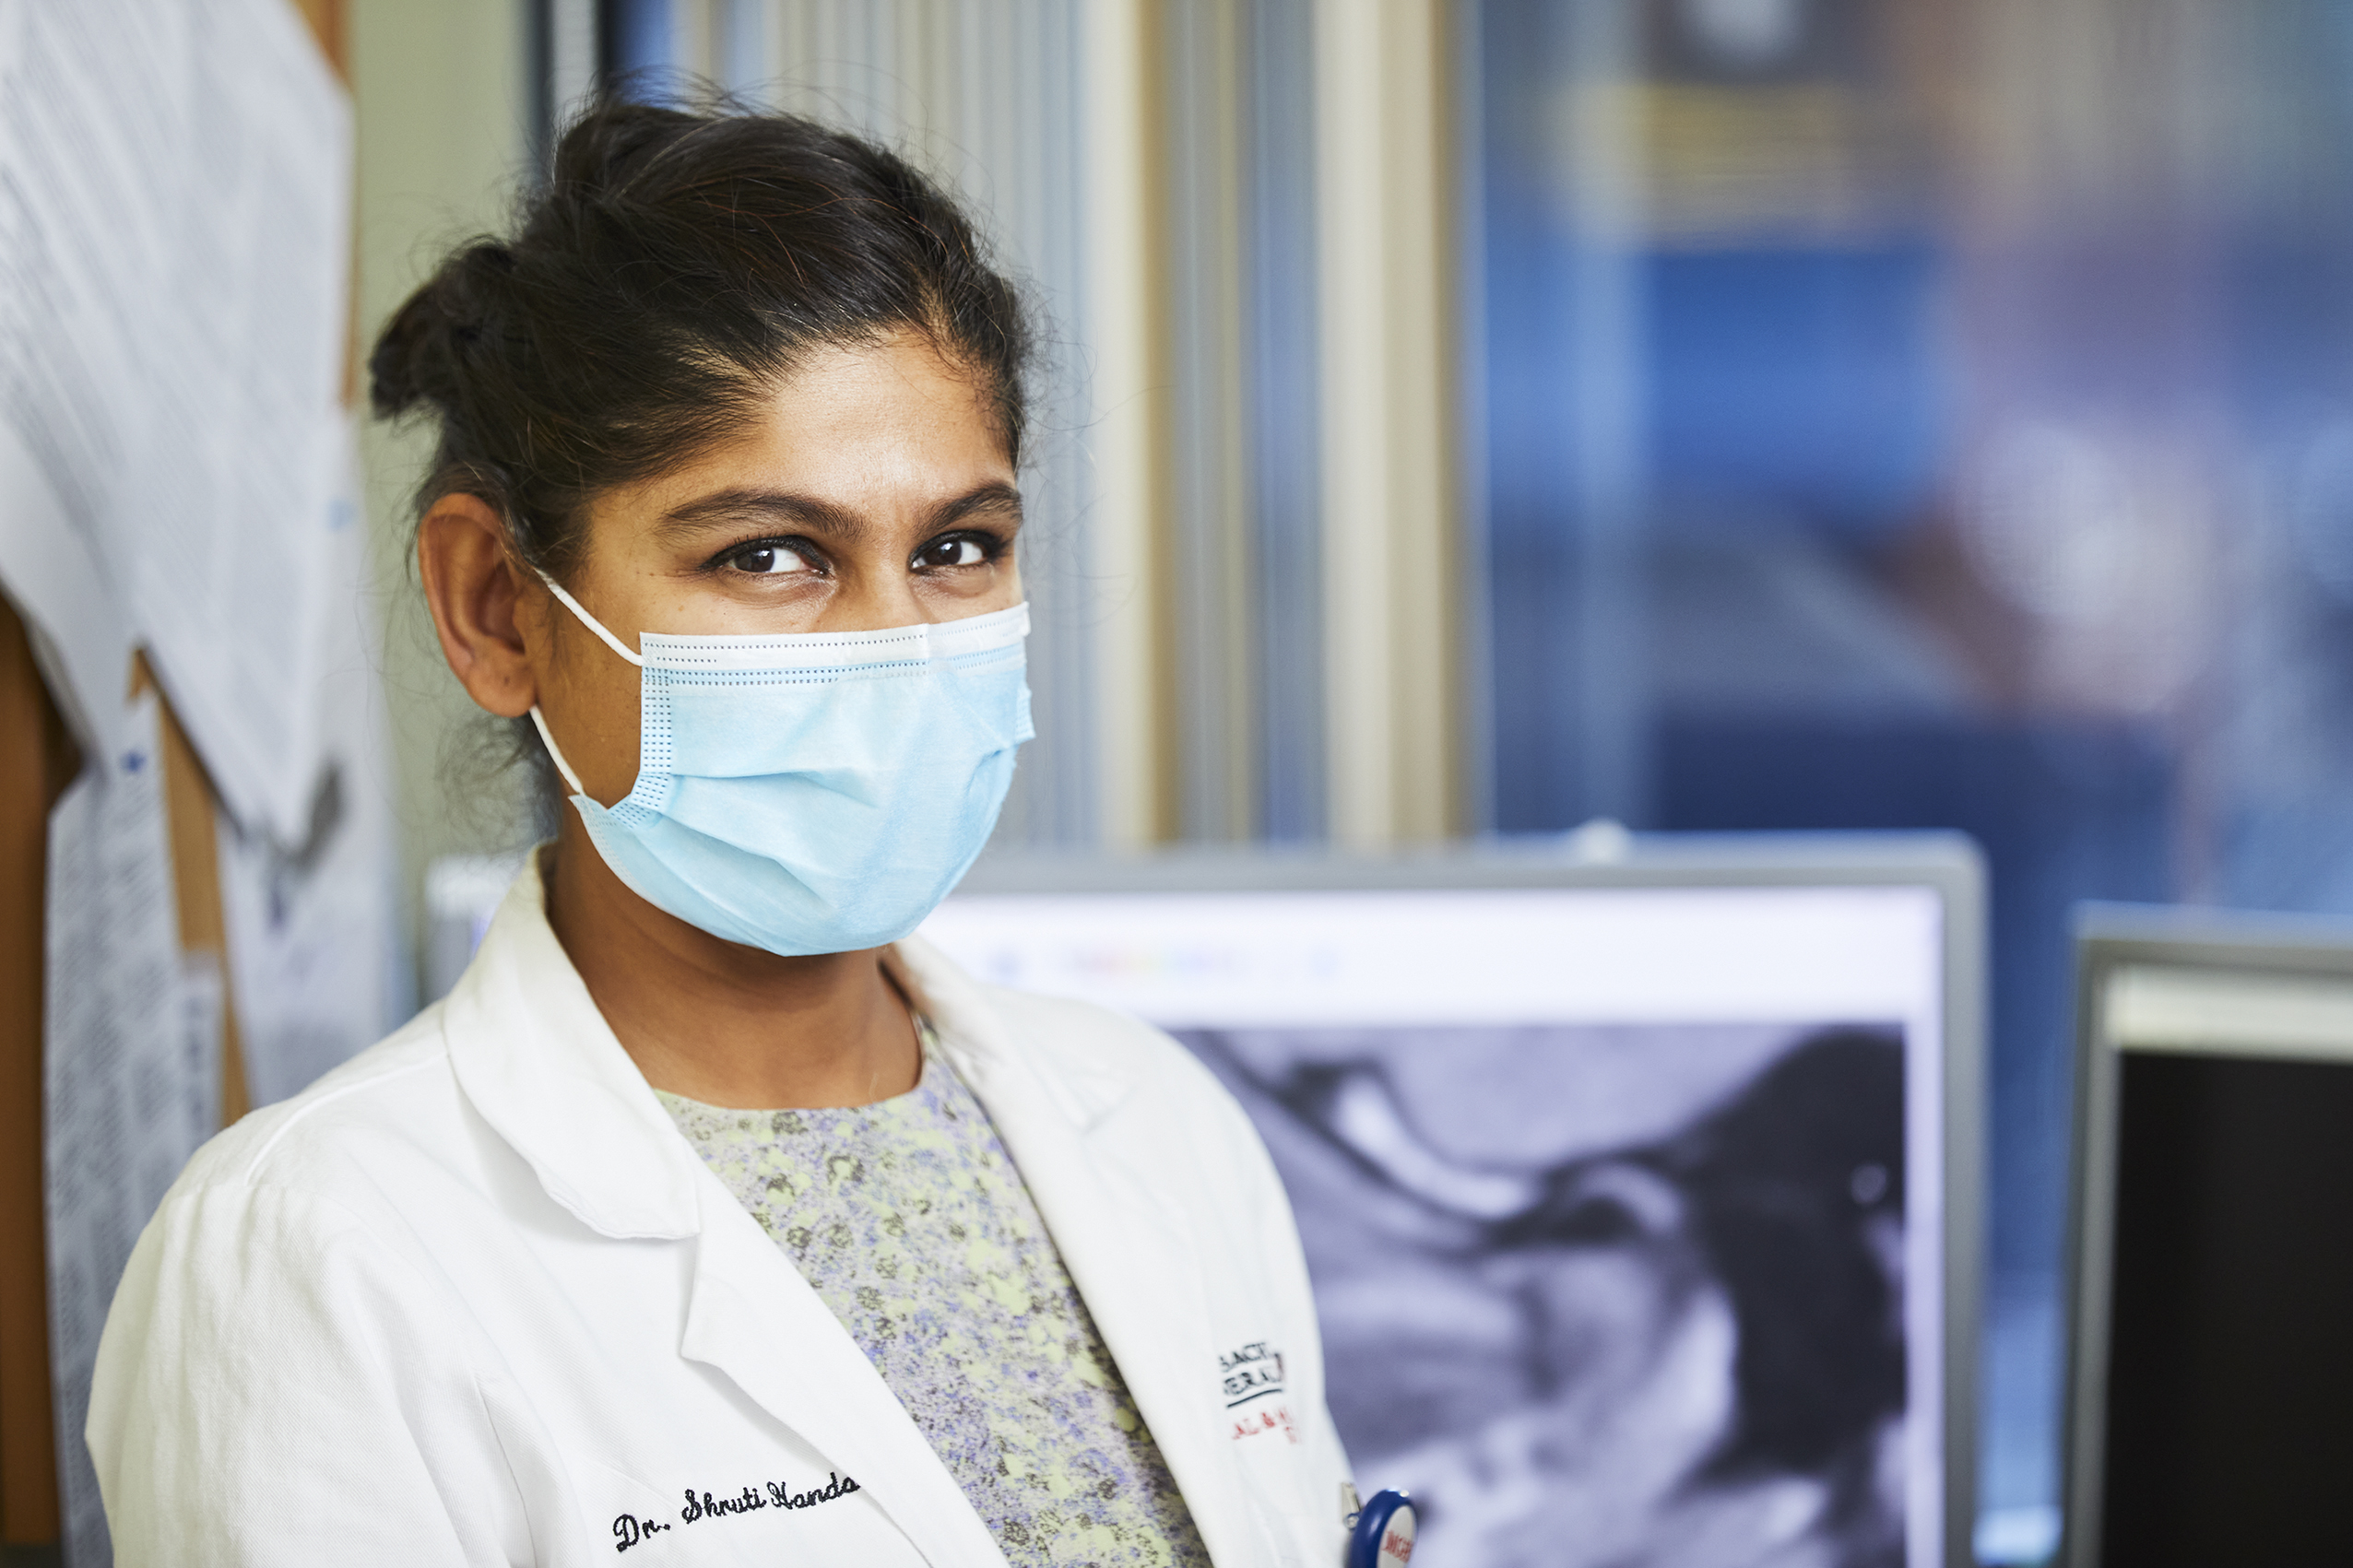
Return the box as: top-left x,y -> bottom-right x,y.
1345,1488 -> 1416,1568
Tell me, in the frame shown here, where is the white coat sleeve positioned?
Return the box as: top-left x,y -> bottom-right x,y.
89,1180 -> 504,1566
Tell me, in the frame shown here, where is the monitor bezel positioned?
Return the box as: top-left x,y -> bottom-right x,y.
956,828 -> 1986,1568
2063,902 -> 2353,1568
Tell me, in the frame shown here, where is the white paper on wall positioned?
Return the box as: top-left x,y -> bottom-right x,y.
218,444 -> 406,1106
0,0 -> 352,841
0,420 -> 134,764
43,693 -> 219,1568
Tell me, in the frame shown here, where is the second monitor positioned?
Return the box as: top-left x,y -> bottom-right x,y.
2065,906 -> 2353,1568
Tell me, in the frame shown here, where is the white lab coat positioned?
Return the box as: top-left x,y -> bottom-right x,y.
89,857 -> 1353,1566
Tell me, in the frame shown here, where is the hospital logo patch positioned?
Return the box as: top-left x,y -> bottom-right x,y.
1218,1340 -> 1286,1408
1220,1341 -> 1298,1444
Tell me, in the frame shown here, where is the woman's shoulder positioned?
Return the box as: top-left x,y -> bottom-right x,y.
170,1004 -> 463,1206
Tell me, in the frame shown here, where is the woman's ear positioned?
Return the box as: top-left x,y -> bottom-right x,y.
419,494 -> 541,719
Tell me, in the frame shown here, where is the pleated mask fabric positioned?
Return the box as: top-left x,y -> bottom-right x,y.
530,578 -> 1031,956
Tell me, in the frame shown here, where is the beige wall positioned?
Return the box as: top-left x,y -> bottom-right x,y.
1315,0 -> 1462,845
349,0 -> 535,950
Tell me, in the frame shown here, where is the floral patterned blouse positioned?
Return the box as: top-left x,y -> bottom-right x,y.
656,1025 -> 1211,1568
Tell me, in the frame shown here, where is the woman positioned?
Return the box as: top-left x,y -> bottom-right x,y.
89,100 -> 1348,1567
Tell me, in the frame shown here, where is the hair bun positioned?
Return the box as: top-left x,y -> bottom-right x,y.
368,277 -> 453,419
367,243 -> 515,420
548,99 -> 695,199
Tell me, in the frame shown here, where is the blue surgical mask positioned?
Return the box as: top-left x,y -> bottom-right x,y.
527,575 -> 1032,956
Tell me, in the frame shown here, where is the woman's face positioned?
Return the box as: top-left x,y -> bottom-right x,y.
528,333 -> 1024,804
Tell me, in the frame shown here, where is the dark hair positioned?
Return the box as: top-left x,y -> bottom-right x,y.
368,95 -> 1034,577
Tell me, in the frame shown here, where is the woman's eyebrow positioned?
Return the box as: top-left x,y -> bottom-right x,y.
655,489 -> 869,543
656,481 -> 1023,542
926,481 -> 1024,532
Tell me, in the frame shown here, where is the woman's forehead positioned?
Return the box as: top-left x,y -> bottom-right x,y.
592,337 -> 1015,538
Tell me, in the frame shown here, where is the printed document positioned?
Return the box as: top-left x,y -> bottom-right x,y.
44,694 -> 218,1568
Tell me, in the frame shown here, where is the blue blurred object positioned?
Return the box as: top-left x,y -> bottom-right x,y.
1347,1490 -> 1416,1568
1647,246 -> 1948,533
600,0 -> 673,88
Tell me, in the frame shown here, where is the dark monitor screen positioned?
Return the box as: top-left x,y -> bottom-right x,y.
2100,1053 -> 2353,1562
2070,937 -> 2353,1568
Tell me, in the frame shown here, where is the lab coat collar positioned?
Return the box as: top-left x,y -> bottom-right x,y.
436,857 -> 1140,1244
441,851 -> 704,1241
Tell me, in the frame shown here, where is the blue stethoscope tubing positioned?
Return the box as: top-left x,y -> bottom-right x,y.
1346,1489 -> 1415,1567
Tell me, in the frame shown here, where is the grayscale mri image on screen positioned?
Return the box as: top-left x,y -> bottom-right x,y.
1176,1021 -> 1908,1568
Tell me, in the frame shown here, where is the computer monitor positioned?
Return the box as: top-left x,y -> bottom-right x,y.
921,831 -> 1984,1568
2063,906 -> 2353,1568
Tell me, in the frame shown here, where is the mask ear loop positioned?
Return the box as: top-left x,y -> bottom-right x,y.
527,570 -> 644,799
528,706 -> 588,797
537,572 -> 645,667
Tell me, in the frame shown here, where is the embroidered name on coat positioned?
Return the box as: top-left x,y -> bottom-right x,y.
611,1514 -> 670,1551
613,1472 -> 861,1551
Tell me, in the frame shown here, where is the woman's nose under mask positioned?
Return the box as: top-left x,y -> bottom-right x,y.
529,573 -> 1033,956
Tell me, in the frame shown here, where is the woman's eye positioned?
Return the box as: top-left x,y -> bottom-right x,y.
730,543 -> 812,576
916,536 -> 990,570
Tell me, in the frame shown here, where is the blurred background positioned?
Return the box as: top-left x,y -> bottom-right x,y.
348,0 -> 2353,1558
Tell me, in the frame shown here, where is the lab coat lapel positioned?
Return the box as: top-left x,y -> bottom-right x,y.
678,1185 -> 1010,1568
443,855 -> 700,1239
893,942 -> 1271,1568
